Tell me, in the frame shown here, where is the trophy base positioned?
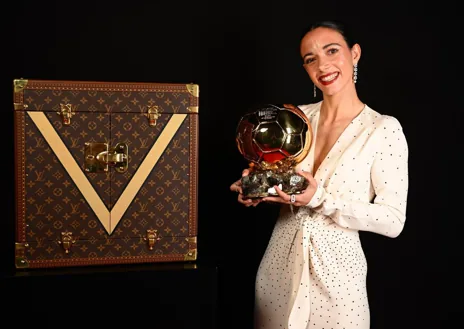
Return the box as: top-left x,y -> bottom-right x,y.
240,169 -> 308,199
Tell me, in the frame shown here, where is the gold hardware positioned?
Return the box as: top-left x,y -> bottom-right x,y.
185,236 -> 197,243
184,236 -> 197,261
146,105 -> 160,126
13,78 -> 28,93
57,103 -> 76,125
14,103 -> 28,111
143,229 -> 160,250
57,231 -> 76,254
187,106 -> 199,113
84,142 -> 128,173
186,83 -> 199,97
15,242 -> 29,268
184,249 -> 197,261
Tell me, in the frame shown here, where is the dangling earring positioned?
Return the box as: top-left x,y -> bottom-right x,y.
313,84 -> 316,98
353,63 -> 358,83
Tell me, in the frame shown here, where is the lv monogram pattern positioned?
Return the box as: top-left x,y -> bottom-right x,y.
17,87 -> 196,264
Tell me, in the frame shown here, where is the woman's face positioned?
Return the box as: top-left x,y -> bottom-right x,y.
300,27 -> 360,96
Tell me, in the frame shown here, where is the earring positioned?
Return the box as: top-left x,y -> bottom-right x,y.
313,84 -> 316,98
353,64 -> 358,83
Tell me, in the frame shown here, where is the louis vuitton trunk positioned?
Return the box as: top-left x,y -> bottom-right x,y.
12,79 -> 199,269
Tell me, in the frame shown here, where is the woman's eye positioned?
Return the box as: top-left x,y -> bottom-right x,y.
304,58 -> 314,65
328,48 -> 339,55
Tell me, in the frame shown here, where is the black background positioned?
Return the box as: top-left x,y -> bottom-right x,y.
2,1 -> 453,329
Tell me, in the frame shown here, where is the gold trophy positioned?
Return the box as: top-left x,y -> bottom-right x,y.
236,104 -> 313,198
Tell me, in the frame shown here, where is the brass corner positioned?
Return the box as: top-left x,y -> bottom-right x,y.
13,78 -> 28,93
186,83 -> 199,98
184,248 -> 197,261
15,242 -> 29,268
184,236 -> 197,261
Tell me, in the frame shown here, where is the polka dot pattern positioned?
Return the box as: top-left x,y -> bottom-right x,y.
254,102 -> 409,329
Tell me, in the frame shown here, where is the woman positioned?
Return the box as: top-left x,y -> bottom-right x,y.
230,20 -> 409,329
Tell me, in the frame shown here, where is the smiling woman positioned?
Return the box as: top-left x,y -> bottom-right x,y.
301,21 -> 361,100
230,20 -> 410,329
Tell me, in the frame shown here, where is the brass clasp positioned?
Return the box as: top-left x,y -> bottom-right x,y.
85,142 -> 129,173
146,105 -> 160,126
58,231 -> 76,254
58,103 -> 76,125
143,229 -> 160,250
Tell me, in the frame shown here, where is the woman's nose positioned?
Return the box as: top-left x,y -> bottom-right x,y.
318,57 -> 330,71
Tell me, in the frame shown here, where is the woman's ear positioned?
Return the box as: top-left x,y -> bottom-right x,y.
351,43 -> 361,65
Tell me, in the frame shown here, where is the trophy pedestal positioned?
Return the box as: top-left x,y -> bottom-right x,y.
241,169 -> 308,199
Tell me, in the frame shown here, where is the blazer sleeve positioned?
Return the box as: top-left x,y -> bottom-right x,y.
306,116 -> 409,238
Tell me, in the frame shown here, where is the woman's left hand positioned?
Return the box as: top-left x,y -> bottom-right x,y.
262,170 -> 318,206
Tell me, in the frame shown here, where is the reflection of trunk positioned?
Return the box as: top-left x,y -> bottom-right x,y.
13,79 -> 199,269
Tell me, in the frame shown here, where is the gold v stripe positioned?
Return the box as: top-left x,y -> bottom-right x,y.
28,112 -> 110,231
28,112 -> 187,234
110,114 -> 187,231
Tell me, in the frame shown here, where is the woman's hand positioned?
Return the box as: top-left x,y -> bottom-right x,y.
262,170 -> 318,206
230,168 -> 263,207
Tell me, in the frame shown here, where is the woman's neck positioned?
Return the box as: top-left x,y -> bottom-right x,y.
320,89 -> 364,123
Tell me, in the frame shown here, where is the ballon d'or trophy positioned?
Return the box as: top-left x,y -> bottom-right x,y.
236,104 -> 313,198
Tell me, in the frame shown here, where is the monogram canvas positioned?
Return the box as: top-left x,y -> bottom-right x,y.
13,79 -> 199,268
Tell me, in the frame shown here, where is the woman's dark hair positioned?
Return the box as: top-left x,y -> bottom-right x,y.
301,20 -> 357,48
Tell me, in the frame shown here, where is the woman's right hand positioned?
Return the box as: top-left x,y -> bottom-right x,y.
229,168 -> 262,207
